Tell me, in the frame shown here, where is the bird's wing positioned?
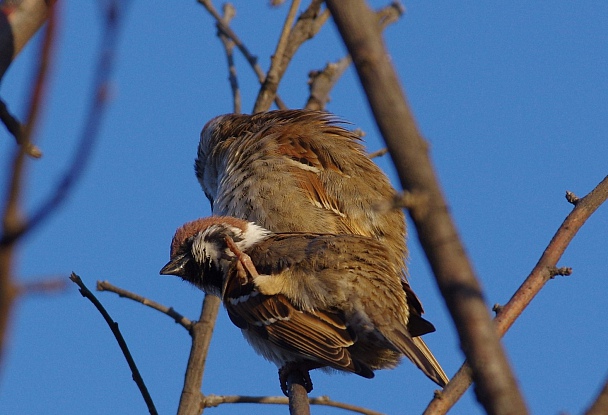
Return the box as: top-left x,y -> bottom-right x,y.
222,260 -> 374,378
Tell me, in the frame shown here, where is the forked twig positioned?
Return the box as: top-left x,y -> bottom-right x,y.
197,0 -> 287,110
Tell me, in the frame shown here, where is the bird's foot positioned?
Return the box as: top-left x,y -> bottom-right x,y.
225,235 -> 260,285
279,362 -> 316,396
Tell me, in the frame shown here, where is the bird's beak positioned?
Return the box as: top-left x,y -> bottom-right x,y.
160,252 -> 189,277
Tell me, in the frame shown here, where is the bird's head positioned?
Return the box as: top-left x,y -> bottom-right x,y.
160,216 -> 271,295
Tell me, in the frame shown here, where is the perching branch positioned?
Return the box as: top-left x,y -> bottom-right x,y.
326,1 -> 529,414
424,176 -> 608,414
177,294 -> 221,415
204,394 -> 385,415
70,273 -> 158,415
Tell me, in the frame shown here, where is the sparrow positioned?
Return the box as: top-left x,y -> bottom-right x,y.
160,216 -> 449,394
195,110 -> 407,277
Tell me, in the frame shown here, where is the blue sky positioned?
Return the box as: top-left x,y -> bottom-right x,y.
1,1 -> 607,414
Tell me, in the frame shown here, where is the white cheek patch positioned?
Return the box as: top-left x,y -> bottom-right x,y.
191,235 -> 222,267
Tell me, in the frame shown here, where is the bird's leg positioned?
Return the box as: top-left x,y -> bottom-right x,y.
279,362 -> 318,396
224,236 -> 260,285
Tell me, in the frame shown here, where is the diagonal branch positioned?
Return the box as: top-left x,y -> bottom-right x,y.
96,280 -> 193,330
197,0 -> 287,110
216,3 -> 240,114
424,176 -> 608,414
585,373 -> 608,415
326,1 -> 529,414
70,273 -> 158,415
252,0 -> 301,113
304,3 -> 402,111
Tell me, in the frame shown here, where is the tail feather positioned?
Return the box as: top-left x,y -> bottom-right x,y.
391,330 -> 449,387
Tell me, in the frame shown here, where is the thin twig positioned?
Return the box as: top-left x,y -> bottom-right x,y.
304,3 -> 403,111
69,273 -> 158,415
204,394 -> 385,415
0,0 -> 126,246
216,3 -> 240,113
305,56 -> 350,110
367,147 -> 388,159
197,0 -> 287,110
0,98 -> 42,157
96,280 -> 193,330
177,294 -> 221,415
255,0 -> 330,113
16,277 -> 68,296
253,0 -> 300,113
423,176 -> 608,414
326,2 -> 529,414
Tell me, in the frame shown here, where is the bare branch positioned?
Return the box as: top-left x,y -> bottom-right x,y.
423,176 -> 608,414
304,3 -> 402,111
177,294 -> 221,415
204,393 -> 386,415
16,276 -> 68,296
326,1 -> 529,414
253,0 -> 301,113
197,0 -> 287,110
96,280 -> 193,330
70,273 -> 158,415
367,147 -> 388,159
216,3 -> 241,113
286,369 -> 311,415
305,56 -> 350,111
0,0 -> 56,368
585,374 -> 608,415
3,0 -> 55,59
0,0 -> 125,247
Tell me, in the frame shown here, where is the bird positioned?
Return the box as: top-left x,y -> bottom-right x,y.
160,216 -> 449,395
195,110 -> 407,277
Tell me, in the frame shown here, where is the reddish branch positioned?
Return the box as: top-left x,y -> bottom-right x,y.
0,0 -> 56,368
326,1 -> 528,414
424,176 -> 608,414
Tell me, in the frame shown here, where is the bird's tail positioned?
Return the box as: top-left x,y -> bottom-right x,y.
391,330 -> 449,387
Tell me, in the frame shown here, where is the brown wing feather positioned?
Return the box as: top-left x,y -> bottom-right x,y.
222,260 -> 374,378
